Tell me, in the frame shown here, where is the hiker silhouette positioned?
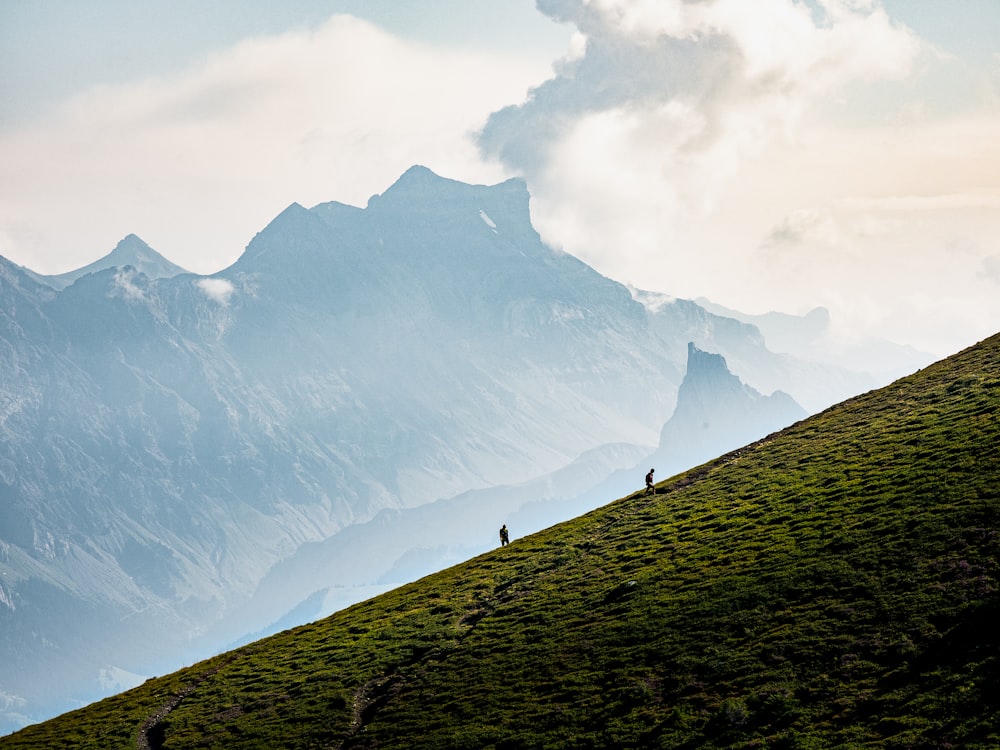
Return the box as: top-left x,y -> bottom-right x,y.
645,468 -> 655,495
499,524 -> 509,546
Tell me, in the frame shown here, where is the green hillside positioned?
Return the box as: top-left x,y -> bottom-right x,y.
5,333 -> 999,749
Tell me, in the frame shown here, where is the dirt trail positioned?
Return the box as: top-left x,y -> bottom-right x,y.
135,655 -> 239,750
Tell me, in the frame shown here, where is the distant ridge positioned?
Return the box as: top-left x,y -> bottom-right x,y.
32,234 -> 189,289
696,296 -> 933,380
6,332 -> 997,749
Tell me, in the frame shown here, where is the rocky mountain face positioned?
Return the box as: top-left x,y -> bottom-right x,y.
648,343 -> 807,474
508,341 -> 809,533
0,166 -> 865,732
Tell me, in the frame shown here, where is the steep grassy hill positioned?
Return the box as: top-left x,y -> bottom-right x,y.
4,333 -> 999,749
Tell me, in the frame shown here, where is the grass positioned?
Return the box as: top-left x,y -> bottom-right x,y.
3,332 -> 999,749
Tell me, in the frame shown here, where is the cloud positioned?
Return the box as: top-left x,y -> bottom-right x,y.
475,0 -> 927,283
763,208 -> 842,249
112,268 -> 148,303
842,194 -> 1000,212
751,184 -> 1000,355
475,0 -> 1000,357
0,15 -> 552,275
197,278 -> 235,306
480,0 -> 921,175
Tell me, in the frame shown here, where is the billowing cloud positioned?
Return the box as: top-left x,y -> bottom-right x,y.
0,15 -> 552,275
476,0 -> 1000,356
476,0 -> 925,275
480,0 -> 921,176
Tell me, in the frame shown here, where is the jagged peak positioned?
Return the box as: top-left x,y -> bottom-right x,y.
106,234 -> 156,262
674,342 -> 768,413
308,200 -> 366,232
269,202 -> 311,225
676,342 -> 805,419
684,342 -> 737,382
367,165 -> 528,211
44,235 -> 189,290
246,202 -> 315,242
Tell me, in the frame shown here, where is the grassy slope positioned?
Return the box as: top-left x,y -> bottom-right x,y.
4,334 -> 999,750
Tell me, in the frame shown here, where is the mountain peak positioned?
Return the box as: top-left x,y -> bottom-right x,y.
649,342 -> 806,473
231,167 -> 539,283
371,165 -> 459,205
106,234 -> 159,265
368,165 -> 528,212
397,163 -> 439,184
677,341 -> 803,416
42,235 -> 190,290
680,342 -> 749,398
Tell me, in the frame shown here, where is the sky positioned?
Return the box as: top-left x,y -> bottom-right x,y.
1,0 -> 999,359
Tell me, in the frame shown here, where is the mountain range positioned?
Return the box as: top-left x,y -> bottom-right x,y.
3,329 -> 996,749
1,166 -> 907,732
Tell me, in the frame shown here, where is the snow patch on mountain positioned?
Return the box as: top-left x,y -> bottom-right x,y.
0,581 -> 14,612
479,209 -> 498,231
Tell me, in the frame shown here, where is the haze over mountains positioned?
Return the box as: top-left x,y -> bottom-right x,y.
695,298 -> 933,383
0,166 -> 922,732
4,331 -> 996,749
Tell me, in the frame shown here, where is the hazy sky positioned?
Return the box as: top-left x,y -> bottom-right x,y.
2,0 -> 999,357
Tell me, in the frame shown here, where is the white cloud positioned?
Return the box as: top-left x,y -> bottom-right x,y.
197,278 -> 235,306
112,268 -> 148,303
0,15 -> 553,275
763,208 -> 842,249
481,0 -> 927,260
478,0 -> 1000,356
748,172 -> 1000,355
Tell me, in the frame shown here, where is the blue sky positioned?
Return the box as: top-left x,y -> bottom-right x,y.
1,0 -> 999,357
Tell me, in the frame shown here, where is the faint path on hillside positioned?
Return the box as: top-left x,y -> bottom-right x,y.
135,654 -> 241,750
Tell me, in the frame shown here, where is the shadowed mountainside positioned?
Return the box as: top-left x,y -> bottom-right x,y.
4,331 -> 997,749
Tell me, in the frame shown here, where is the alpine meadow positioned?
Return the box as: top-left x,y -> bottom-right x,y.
3,332 -> 997,749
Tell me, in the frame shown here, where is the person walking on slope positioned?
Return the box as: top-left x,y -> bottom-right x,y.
645,468 -> 655,495
499,524 -> 509,547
